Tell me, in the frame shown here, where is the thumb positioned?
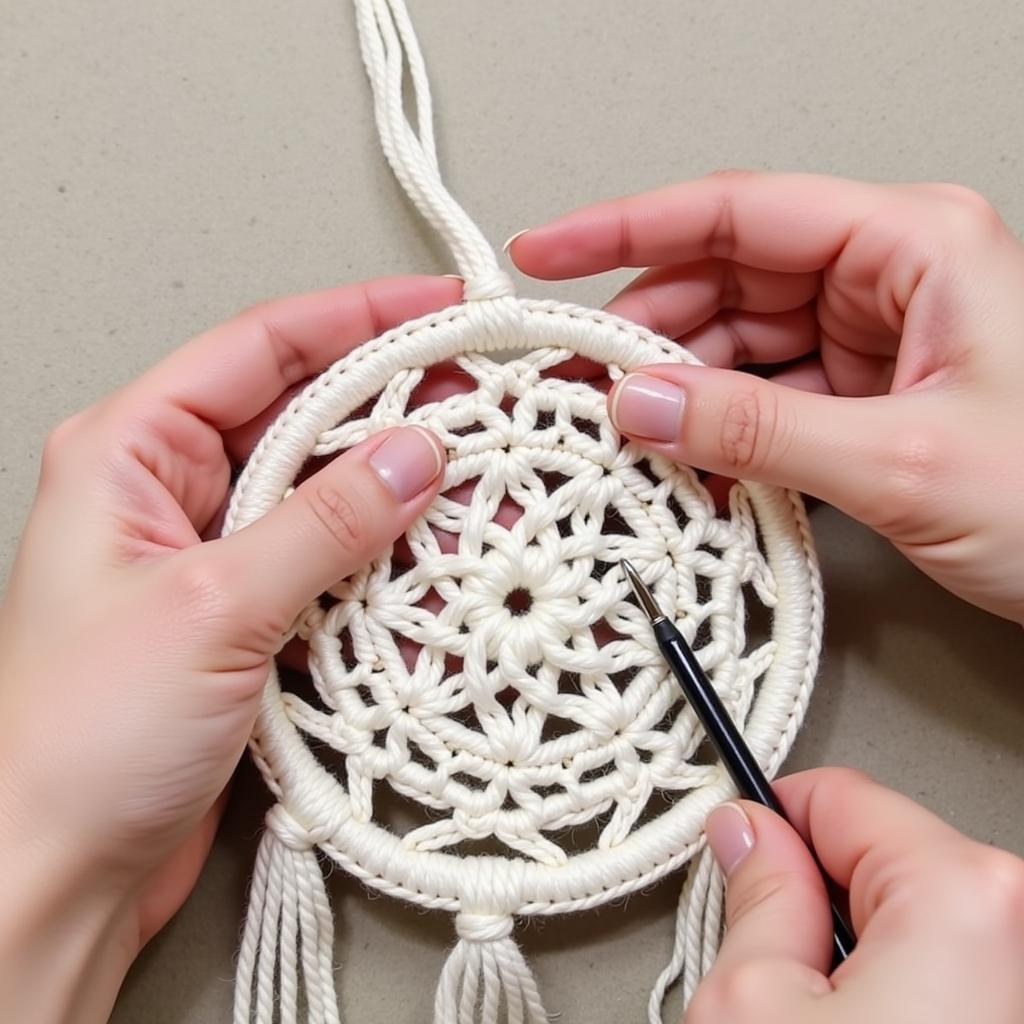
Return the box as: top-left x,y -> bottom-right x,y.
706,800 -> 835,979
688,801 -> 836,1020
608,365 -> 920,523
195,425 -> 445,642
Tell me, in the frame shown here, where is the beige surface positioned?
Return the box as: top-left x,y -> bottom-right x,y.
2,1 -> 1024,1021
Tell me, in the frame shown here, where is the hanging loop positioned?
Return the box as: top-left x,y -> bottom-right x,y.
353,0 -> 514,298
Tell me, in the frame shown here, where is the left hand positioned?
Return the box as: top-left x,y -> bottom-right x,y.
0,275 -> 459,1023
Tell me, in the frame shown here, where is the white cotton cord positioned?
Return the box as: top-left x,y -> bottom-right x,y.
381,0 -> 438,176
351,0 -> 514,299
700,866 -> 724,977
681,849 -> 722,1008
646,846 -> 722,1023
256,838 -> 287,1023
296,842 -> 342,1024
235,825 -> 273,1024
279,850 -> 300,1024
434,915 -> 548,1024
234,819 -> 341,1024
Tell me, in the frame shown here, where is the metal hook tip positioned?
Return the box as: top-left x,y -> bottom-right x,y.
621,559 -> 664,623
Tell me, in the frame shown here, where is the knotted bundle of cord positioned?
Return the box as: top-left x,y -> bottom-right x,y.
226,2 -> 823,1022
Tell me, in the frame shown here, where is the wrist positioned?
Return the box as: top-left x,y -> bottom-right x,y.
0,828 -> 138,1024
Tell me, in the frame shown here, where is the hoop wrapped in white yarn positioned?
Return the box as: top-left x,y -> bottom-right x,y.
226,2 -> 823,1022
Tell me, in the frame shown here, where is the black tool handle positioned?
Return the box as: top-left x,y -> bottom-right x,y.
653,617 -> 856,966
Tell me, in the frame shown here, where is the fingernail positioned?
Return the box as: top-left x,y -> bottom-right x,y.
502,228 -> 529,253
442,274 -> 465,282
369,427 -> 444,501
706,803 -> 756,876
610,373 -> 685,442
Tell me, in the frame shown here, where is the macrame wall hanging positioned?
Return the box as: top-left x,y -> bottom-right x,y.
224,2 -> 823,1021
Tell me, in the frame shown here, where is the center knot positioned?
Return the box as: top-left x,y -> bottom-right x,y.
456,912 -> 515,943
462,270 -> 515,302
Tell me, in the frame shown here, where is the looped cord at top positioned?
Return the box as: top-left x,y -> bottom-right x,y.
353,0 -> 513,297
456,913 -> 515,943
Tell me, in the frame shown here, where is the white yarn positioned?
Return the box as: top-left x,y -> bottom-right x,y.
645,846 -> 724,1023
435,914 -> 548,1024
235,811 -> 341,1024
226,1 -> 824,1020
353,0 -> 514,300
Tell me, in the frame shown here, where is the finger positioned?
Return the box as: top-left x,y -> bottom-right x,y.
706,801 -> 835,977
770,769 -> 973,934
222,380 -> 309,465
678,306 -> 820,369
606,363 -> 947,529
820,328 -> 897,396
199,426 -> 445,629
509,171 -> 879,278
765,357 -> 833,395
130,276 -> 463,432
605,262 -> 820,341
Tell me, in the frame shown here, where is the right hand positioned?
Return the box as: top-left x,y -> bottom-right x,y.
509,173 -> 1024,623
690,768 -> 1024,1023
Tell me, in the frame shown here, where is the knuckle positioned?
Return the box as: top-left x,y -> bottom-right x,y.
702,170 -> 756,260
41,413 -> 86,474
685,980 -> 723,1024
870,428 -> 950,531
240,300 -> 307,384
720,961 -> 783,1008
689,961 -> 778,1019
818,765 -> 873,792
167,558 -> 243,625
613,201 -> 635,267
725,870 -> 805,929
239,297 -> 274,321
935,183 -> 999,217
931,183 -> 1005,239
955,849 -> 1024,941
718,387 -> 787,476
302,482 -> 367,555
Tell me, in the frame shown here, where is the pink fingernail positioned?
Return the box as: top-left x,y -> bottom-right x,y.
369,427 -> 444,502
706,803 -> 756,876
610,373 -> 685,442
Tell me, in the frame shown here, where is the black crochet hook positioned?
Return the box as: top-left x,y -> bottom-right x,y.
621,558 -> 856,968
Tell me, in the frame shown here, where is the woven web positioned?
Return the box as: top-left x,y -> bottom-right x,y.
285,347 -> 778,868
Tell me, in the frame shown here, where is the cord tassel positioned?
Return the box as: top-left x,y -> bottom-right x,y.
235,811 -> 341,1024
646,847 -> 722,1023
435,914 -> 548,1024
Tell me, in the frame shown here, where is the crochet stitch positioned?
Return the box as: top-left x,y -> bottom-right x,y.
225,2 -> 823,1021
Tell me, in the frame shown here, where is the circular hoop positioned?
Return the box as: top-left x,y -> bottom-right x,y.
225,296 -> 821,918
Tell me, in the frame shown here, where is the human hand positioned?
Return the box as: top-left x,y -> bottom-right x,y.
509,173 -> 1024,623
0,276 -> 459,1023
688,768 -> 1024,1023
